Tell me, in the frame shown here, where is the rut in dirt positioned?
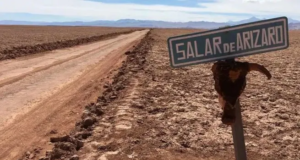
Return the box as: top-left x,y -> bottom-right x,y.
29,30 -> 154,160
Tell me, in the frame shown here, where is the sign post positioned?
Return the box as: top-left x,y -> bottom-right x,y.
232,99 -> 247,160
167,17 -> 289,160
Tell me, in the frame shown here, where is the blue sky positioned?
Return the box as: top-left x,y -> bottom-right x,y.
87,0 -> 216,7
0,0 -> 299,22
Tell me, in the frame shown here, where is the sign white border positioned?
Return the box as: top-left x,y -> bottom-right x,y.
168,17 -> 288,67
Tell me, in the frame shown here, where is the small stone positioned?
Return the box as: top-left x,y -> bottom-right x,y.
110,95 -> 117,99
45,150 -> 52,157
82,117 -> 96,128
91,107 -> 104,116
50,130 -> 58,134
279,114 -> 289,120
219,146 -> 225,150
51,148 -> 64,159
131,102 -> 144,109
81,110 -> 91,119
283,136 -> 293,141
178,101 -> 185,106
70,155 -> 79,160
274,139 -> 282,144
29,153 -> 35,159
176,108 -> 185,112
180,141 -> 190,148
39,157 -> 50,160
103,82 -> 110,88
50,135 -> 70,143
76,131 -> 92,139
76,140 -> 84,149
55,142 -> 75,151
26,151 -> 31,156
152,76 -> 157,81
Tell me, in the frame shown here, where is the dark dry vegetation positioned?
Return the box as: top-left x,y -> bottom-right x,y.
14,27 -> 300,160
0,25 -> 139,60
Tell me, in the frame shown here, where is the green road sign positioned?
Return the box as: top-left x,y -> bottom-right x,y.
167,17 -> 289,68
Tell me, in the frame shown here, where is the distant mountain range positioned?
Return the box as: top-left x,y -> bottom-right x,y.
1,17 -> 300,30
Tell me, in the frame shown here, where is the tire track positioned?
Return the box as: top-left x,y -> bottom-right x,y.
40,31 -> 153,160
80,78 -> 141,160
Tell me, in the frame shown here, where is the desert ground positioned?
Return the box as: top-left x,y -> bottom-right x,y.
0,26 -> 299,160
0,26 -> 138,60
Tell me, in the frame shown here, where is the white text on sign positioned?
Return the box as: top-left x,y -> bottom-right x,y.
175,25 -> 284,60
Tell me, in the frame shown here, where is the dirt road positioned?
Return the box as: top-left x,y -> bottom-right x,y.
0,30 -> 148,160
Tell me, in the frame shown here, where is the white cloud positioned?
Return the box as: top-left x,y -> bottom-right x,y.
198,0 -> 300,19
0,0 -> 299,22
243,0 -> 282,3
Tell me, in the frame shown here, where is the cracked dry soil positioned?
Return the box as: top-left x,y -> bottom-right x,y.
25,29 -> 300,160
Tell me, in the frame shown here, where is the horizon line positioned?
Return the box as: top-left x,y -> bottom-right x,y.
0,16 -> 299,23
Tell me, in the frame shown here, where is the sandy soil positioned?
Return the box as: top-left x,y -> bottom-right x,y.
0,30 -> 148,160
0,25 -> 137,51
1,28 -> 298,160
0,26 -> 139,61
51,29 -> 299,160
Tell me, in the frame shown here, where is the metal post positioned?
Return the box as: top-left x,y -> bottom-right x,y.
231,99 -> 247,160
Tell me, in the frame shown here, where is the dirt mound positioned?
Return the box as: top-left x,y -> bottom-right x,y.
26,30 -> 153,160
0,30 -> 137,61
